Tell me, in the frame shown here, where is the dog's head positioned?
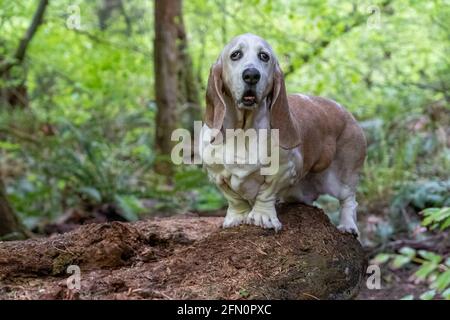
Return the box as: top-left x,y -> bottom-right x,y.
205,33 -> 300,149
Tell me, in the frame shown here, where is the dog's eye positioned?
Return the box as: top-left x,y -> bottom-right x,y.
230,50 -> 242,61
258,52 -> 270,62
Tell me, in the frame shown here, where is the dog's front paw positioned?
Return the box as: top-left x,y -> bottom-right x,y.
223,211 -> 247,228
246,210 -> 282,231
337,222 -> 360,238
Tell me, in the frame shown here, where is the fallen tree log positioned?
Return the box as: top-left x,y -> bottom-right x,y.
0,203 -> 367,300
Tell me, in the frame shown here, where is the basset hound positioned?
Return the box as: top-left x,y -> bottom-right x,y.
199,34 -> 366,236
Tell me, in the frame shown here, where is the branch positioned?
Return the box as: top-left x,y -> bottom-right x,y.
0,127 -> 41,144
368,233 -> 450,257
14,0 -> 49,63
118,0 -> 132,35
0,0 -> 49,74
71,29 -> 150,57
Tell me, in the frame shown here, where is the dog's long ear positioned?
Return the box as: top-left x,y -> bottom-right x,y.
270,63 -> 301,149
204,60 -> 226,131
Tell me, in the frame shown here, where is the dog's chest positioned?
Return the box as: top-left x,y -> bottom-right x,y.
222,165 -> 264,201
199,125 -> 299,201
199,128 -> 264,200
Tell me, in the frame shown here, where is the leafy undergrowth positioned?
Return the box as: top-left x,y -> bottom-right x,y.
371,207 -> 450,300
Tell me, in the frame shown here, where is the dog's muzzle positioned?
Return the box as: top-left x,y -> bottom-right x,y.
242,68 -> 261,85
240,68 -> 260,107
241,89 -> 258,107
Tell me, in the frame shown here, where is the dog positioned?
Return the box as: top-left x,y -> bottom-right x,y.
199,34 -> 366,235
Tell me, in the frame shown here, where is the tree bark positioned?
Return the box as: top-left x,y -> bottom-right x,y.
0,203 -> 366,299
0,179 -> 28,240
153,0 -> 201,174
13,0 -> 49,66
153,0 -> 181,176
175,8 -> 201,136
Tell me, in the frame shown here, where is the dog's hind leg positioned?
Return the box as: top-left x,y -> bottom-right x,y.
323,120 -> 366,237
281,176 -> 319,205
316,163 -> 362,237
337,193 -> 359,236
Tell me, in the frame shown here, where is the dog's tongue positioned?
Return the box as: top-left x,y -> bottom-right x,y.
243,96 -> 256,102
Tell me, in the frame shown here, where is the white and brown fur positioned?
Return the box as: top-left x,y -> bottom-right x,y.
200,34 -> 366,235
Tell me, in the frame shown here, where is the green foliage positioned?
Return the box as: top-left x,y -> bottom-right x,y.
360,113 -> 450,206
375,207 -> 450,300
422,207 -> 450,230
1,109 -> 225,223
174,169 -> 226,212
115,195 -> 146,221
238,288 -> 250,298
1,109 -> 154,220
376,246 -> 450,300
392,181 -> 450,213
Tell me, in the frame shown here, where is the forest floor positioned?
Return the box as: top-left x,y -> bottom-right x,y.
358,267 -> 429,300
0,203 -> 432,300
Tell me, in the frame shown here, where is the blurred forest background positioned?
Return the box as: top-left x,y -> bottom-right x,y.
0,0 -> 449,299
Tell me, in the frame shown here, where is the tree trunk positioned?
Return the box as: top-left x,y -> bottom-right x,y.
153,0 -> 182,176
175,9 -> 201,136
0,179 -> 28,240
153,0 -> 201,174
0,203 -> 366,299
0,73 -> 28,108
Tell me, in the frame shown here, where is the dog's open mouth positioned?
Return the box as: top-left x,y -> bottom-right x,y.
241,90 -> 257,106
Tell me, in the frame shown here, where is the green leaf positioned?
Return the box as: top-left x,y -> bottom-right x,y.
78,186 -> 102,203
115,195 -> 145,222
419,290 -> 436,300
239,288 -> 250,298
174,169 -> 209,190
415,262 -> 438,279
374,253 -> 391,264
432,269 -> 450,292
422,216 -> 435,227
0,141 -> 20,150
399,247 -> 416,258
440,217 -> 450,230
418,250 -> 442,264
442,288 -> 450,300
435,208 -> 450,221
422,208 -> 441,217
392,255 -> 411,269
422,208 -> 450,230
400,294 -> 414,300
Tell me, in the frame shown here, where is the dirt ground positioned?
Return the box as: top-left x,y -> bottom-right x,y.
0,204 -> 367,300
357,265 -> 431,300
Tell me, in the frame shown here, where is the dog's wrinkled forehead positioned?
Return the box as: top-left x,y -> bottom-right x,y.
221,33 -> 275,62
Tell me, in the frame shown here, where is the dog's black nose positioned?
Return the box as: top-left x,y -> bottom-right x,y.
242,68 -> 261,85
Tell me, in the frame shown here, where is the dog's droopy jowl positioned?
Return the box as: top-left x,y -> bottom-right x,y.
199,33 -> 367,235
